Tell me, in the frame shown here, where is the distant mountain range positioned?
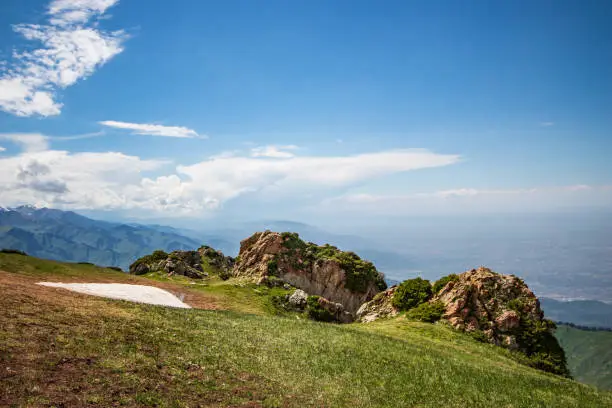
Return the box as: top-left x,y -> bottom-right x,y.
540,297 -> 612,329
0,206 -> 417,280
0,206 -> 201,270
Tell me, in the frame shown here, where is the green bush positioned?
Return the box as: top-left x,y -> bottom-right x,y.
391,278 -> 432,311
512,318 -> 569,376
306,296 -> 334,322
406,301 -> 446,323
470,330 -> 489,343
267,257 -> 279,276
432,274 -> 459,293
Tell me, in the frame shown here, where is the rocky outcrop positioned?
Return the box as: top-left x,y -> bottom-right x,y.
356,286 -> 400,322
232,231 -> 387,316
129,246 -> 233,280
198,245 -> 234,279
432,267 -> 543,348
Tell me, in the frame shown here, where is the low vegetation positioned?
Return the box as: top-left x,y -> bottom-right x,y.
306,295 -> 334,322
508,299 -> 569,376
2,253 -> 611,407
432,273 -> 459,293
405,301 -> 446,323
129,250 -> 169,274
391,277 -> 433,310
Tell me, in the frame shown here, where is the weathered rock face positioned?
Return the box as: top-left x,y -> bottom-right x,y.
233,231 -> 386,316
432,267 -> 543,348
356,286 -> 400,323
129,246 -> 233,280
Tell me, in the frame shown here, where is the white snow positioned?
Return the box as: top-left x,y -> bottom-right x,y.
37,282 -> 191,309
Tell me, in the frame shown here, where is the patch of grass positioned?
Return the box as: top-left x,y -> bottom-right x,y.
1,253 -> 611,407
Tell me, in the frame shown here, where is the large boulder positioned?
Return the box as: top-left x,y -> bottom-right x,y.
232,231 -> 387,317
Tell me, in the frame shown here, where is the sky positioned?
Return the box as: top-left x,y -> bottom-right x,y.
0,0 -> 611,224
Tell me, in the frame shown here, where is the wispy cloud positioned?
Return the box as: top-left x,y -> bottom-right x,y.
0,146 -> 6,152
540,122 -> 555,127
322,185 -> 612,215
250,145 -> 299,158
52,131 -> 106,141
99,121 -> 203,138
0,0 -> 126,116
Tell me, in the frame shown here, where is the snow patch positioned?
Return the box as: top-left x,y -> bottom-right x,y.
37,282 -> 191,309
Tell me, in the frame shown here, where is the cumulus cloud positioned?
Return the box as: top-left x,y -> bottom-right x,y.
99,121 -> 202,138
0,0 -> 126,116
0,138 -> 460,215
0,146 -> 6,152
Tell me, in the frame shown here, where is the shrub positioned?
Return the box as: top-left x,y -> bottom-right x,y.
0,248 -> 28,256
267,258 -> 279,276
306,296 -> 334,322
470,330 -> 489,343
512,317 -> 569,376
106,266 -> 123,272
391,278 -> 432,311
406,301 -> 446,323
432,274 -> 459,293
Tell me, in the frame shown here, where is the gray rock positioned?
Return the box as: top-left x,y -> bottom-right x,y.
288,289 -> 308,309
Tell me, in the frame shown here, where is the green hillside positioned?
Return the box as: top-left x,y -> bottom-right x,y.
1,253 -> 611,407
555,324 -> 612,391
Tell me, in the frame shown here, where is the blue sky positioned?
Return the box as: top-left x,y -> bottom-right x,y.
0,0 -> 611,223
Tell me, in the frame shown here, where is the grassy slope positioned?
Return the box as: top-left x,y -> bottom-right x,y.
555,325 -> 612,391
1,253 -> 611,407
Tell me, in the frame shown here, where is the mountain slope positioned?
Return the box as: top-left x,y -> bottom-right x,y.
541,297 -> 612,329
1,252 -> 611,407
555,324 -> 612,390
0,206 -> 201,270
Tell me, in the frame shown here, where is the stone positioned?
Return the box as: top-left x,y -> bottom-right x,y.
288,289 -> 308,309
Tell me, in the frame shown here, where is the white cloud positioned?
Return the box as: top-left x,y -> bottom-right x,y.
540,122 -> 555,127
99,121 -> 202,138
0,138 -> 460,215
0,133 -> 50,152
250,145 -> 298,158
0,146 -> 5,152
0,0 -> 125,116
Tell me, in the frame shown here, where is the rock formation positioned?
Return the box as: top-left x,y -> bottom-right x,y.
355,266 -> 569,375
129,246 -> 234,279
356,286 -> 400,322
432,267 -> 542,348
233,231 -> 387,316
